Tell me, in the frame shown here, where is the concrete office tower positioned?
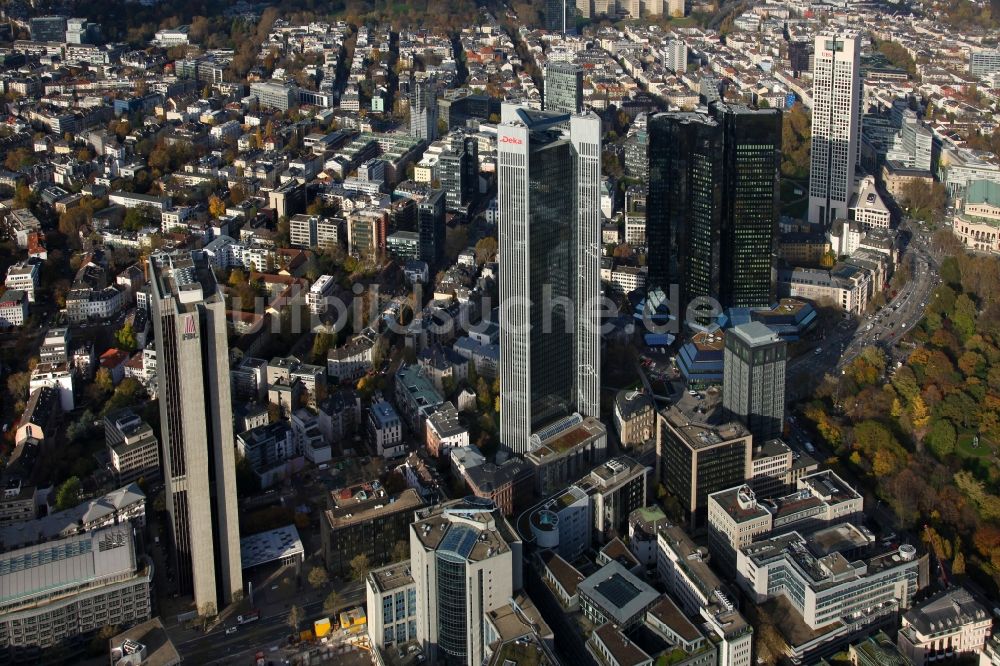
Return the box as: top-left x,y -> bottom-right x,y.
809,31 -> 861,227
723,321 -> 786,442
646,103 -> 781,314
656,405 -> 752,528
149,251 -> 242,616
410,498 -> 523,666
410,77 -> 438,141
544,61 -> 584,114
665,39 -> 687,74
497,106 -> 602,454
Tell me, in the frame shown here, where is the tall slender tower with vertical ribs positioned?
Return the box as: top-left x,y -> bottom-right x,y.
809,30 -> 861,228
150,250 -> 242,616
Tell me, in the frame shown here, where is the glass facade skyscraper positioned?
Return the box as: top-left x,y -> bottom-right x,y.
646,103 -> 781,316
417,189 -> 445,268
718,104 -> 782,308
544,61 -> 584,115
497,106 -> 601,454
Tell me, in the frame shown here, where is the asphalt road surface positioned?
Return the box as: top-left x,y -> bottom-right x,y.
787,219 -> 940,400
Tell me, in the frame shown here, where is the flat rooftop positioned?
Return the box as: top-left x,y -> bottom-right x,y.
807,523 -> 873,557
690,329 -> 725,352
798,470 -> 862,504
526,414 -> 606,461
710,485 -> 771,524
326,487 -> 424,529
369,561 -> 414,593
0,526 -> 138,607
578,560 -> 659,624
412,498 -> 518,564
661,403 -> 749,450
753,438 -> 791,460
730,320 -> 780,347
109,617 -> 181,666
588,456 -> 645,488
240,524 -> 304,569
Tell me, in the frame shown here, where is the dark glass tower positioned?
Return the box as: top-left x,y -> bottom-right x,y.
646,103 -> 781,315
717,104 -> 782,309
647,111 -> 722,313
417,189 -> 445,268
439,136 -> 478,213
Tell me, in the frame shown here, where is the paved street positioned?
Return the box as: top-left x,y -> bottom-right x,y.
787,218 -> 940,400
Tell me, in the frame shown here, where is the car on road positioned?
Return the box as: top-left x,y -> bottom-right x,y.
226,627 -> 238,635
814,347 -> 823,355
803,441 -> 815,453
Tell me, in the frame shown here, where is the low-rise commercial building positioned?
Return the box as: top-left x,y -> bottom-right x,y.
366,561 -> 418,650
322,485 -> 424,578
0,527 -> 152,664
369,400 -> 404,458
614,390 -> 655,447
4,261 -> 39,303
104,409 -> 160,486
737,526 -> 927,663
424,402 -> 468,458
0,289 -> 28,328
656,522 -> 753,666
896,587 -> 991,665
524,413 -> 607,496
707,470 -> 863,575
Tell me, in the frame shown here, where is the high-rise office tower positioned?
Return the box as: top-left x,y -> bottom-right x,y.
410,498 -> 523,666
722,321 -> 786,442
545,0 -> 568,33
716,104 -> 782,308
417,189 -> 446,268
544,61 -> 583,114
665,39 -> 687,74
410,77 -> 438,141
656,406 -> 752,528
439,136 -> 479,213
646,103 -> 781,315
149,251 -> 242,616
808,31 -> 861,227
788,40 -> 812,77
497,106 -> 602,454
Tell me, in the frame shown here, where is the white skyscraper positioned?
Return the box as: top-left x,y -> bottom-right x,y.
410,498 -> 522,666
808,31 -> 861,228
497,105 -> 602,454
665,39 -> 687,74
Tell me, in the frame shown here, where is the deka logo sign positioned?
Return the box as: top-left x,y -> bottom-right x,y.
500,135 -> 523,145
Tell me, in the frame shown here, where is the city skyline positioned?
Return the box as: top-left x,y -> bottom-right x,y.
1,2 -> 998,665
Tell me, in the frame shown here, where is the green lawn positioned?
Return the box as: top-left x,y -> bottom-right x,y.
957,432 -> 991,458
